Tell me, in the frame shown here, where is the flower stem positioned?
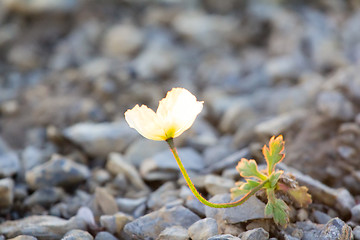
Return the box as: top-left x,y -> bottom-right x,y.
166,138 -> 268,208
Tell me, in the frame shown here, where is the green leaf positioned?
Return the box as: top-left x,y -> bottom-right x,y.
230,180 -> 261,199
236,158 -> 267,181
268,170 -> 283,188
262,135 -> 285,175
265,198 -> 290,227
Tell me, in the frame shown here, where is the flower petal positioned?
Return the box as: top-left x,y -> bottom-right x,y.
157,88 -> 203,138
125,104 -> 166,141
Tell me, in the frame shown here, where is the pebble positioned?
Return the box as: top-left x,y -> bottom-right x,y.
240,228 -> 269,240
116,197 -> 147,215
188,218 -> 218,240
353,226 -> 360,240
123,205 -> 200,239
158,226 -> 189,240
185,195 -> 206,217
0,215 -> 86,239
94,232 -> 118,240
102,24 -> 143,57
317,91 -> 354,121
313,210 -> 332,224
63,121 -> 137,158
95,187 -> 118,215
319,217 -> 352,240
254,109 -> 306,138
2,0 -> 79,14
204,174 -> 235,195
25,155 -> 90,190
62,229 -> 93,240
0,151 -> 20,178
132,43 -> 177,79
205,193 -> 269,224
24,187 -> 63,207
8,236 -> 38,240
147,182 -> 179,210
106,153 -> 149,192
351,204 -> 360,222
0,178 -> 14,209
140,147 -> 204,181
207,234 -> 241,240
124,138 -> 168,166
21,146 -> 45,170
100,212 -> 133,235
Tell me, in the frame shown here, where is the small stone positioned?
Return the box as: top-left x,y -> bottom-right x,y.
24,187 -> 63,207
297,209 -> 308,222
207,234 -> 241,240
116,197 -> 147,215
106,153 -> 149,192
124,138 -> 168,166
313,211 -> 332,224
353,226 -> 360,240
140,148 -> 204,181
205,194 -> 269,224
63,121 -> 137,158
185,195 -> 206,218
62,229 -> 93,240
254,110 -> 306,138
319,218 -> 352,240
22,146 -> 45,170
240,228 -> 269,240
0,215 -> 86,239
0,178 -> 14,209
102,24 -> 143,57
100,212 -> 133,235
94,231 -> 118,240
123,205 -> 200,239
147,182 -> 179,210
158,226 -> 189,240
95,187 -> 118,215
25,155 -> 90,190
0,151 -> 20,178
7,44 -> 41,70
317,91 -> 354,121
351,204 -> 360,222
204,175 -> 235,195
188,218 -> 218,240
2,0 -> 79,14
92,169 -> 111,185
8,236 -> 37,240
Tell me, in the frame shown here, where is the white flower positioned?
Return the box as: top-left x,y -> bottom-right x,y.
125,88 -> 203,141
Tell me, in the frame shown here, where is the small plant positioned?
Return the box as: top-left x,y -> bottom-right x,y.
231,135 -> 311,226
125,88 -> 311,227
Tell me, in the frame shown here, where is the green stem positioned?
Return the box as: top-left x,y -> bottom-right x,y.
166,138 -> 268,208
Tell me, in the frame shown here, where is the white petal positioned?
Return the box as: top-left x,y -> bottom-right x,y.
157,88 -> 203,138
124,105 -> 166,141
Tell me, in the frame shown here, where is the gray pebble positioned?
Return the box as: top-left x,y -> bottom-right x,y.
207,234 -> 241,240
158,226 -> 189,240
124,205 -> 200,239
240,228 -> 269,240
0,178 -> 14,209
319,218 -> 352,239
188,218 -> 218,240
25,155 -> 90,190
94,232 -> 118,240
62,229 -> 93,240
205,194 -> 269,224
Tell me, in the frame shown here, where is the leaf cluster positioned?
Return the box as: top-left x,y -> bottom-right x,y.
231,135 -> 311,227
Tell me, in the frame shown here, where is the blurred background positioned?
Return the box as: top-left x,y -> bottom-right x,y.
1,0 -> 360,194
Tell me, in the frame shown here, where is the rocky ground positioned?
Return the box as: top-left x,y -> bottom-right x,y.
1,0 -> 360,239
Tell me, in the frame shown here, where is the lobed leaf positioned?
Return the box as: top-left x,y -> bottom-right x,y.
269,170 -> 283,188
262,135 -> 285,175
236,158 -> 267,181
265,198 -> 290,227
287,186 -> 312,208
230,180 -> 261,199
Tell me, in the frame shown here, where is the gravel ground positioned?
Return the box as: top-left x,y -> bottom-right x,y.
1,0 -> 360,239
